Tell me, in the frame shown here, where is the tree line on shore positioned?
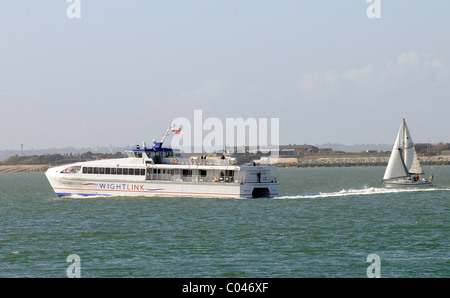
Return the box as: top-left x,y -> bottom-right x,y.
0,151 -> 125,166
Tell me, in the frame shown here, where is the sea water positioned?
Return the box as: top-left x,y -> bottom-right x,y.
0,166 -> 449,278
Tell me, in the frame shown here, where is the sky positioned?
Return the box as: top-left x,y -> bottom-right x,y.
1,1 -> 449,151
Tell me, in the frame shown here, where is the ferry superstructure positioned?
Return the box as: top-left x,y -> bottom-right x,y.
45,127 -> 279,198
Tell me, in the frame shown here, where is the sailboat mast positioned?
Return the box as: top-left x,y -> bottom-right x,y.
402,118 -> 406,161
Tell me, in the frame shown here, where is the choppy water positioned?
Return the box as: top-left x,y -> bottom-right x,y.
0,166 -> 449,278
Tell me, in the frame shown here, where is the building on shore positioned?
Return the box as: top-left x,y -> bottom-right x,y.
279,144 -> 319,155
414,143 -> 432,153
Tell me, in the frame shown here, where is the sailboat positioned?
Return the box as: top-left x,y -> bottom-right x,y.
383,119 -> 433,187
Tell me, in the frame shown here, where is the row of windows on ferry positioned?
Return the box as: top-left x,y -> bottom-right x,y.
82,167 -> 146,176
80,167 -> 234,178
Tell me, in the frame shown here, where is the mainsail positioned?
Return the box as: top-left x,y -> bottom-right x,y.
383,119 -> 424,180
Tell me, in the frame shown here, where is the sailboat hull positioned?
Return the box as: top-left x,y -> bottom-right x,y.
383,178 -> 432,188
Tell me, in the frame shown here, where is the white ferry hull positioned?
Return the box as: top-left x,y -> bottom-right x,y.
46,171 -> 279,199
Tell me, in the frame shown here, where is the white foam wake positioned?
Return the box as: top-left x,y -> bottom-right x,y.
275,186 -> 444,200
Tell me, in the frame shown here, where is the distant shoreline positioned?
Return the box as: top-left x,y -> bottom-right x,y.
270,155 -> 450,168
1,155 -> 448,173
0,165 -> 51,173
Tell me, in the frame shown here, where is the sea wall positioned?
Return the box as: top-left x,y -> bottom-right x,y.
0,155 -> 449,172
0,165 -> 51,173
265,155 -> 450,168
296,156 -> 388,167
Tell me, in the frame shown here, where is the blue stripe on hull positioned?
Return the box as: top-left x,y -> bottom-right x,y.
56,193 -> 111,197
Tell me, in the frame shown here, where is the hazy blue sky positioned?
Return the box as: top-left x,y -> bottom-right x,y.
1,1 -> 449,150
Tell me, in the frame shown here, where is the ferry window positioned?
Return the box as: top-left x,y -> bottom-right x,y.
200,170 -> 207,177
94,167 -> 99,174
100,168 -> 105,174
140,169 -> 145,175
153,169 -> 157,174
128,169 -> 134,175
111,168 -> 116,174
117,168 -> 122,175
88,167 -> 93,174
82,167 -> 87,174
123,168 -> 128,175
135,169 -> 141,175
105,168 -> 111,174
183,169 -> 192,177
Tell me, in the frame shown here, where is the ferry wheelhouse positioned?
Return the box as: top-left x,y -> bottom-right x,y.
45,127 -> 279,198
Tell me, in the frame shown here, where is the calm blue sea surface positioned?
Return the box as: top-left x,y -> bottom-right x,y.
0,166 -> 449,278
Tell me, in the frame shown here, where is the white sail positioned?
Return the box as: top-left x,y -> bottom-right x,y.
402,119 -> 424,174
383,119 -> 432,187
383,126 -> 409,180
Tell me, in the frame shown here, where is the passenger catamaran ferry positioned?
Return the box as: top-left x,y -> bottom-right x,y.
45,127 -> 279,198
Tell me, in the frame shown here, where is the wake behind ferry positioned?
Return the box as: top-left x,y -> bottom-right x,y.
45,127 -> 279,198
